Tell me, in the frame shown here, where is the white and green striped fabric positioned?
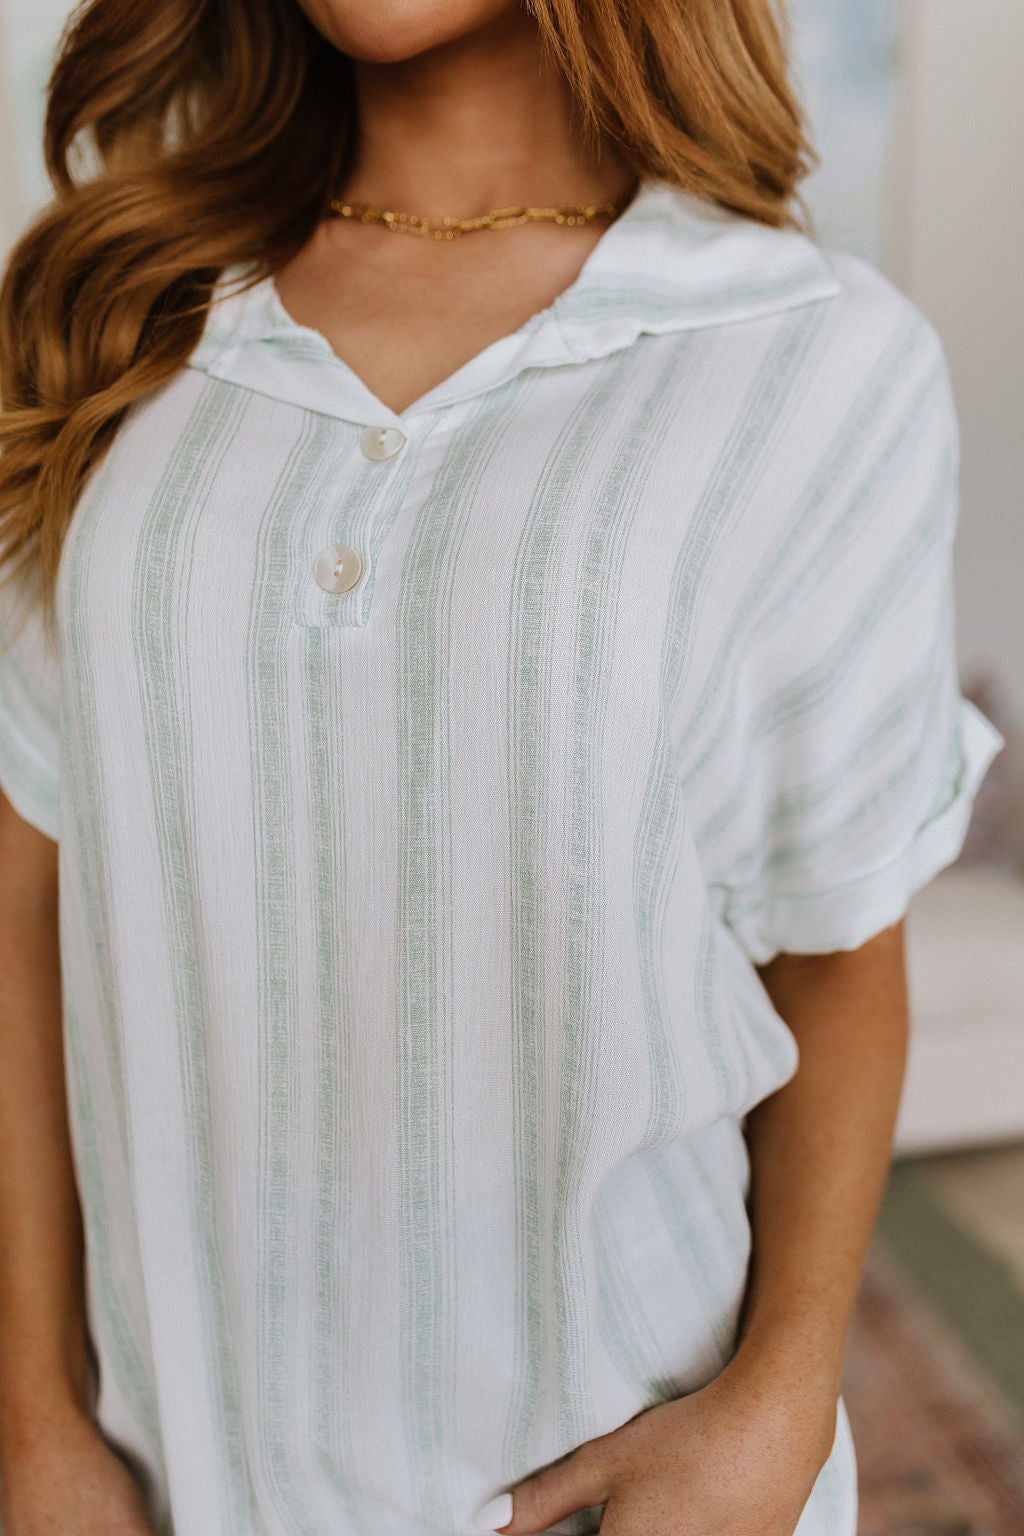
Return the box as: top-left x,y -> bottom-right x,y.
0,179 -> 1003,1536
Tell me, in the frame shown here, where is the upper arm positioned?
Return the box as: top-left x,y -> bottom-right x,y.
0,780 -> 59,916
752,919 -> 909,1035
0,565 -> 61,847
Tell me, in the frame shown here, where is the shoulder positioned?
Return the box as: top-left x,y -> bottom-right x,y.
810,244 -> 948,383
627,186 -> 948,387
765,247 -> 962,545
731,234 -> 959,453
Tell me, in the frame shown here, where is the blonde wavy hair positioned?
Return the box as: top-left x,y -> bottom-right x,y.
0,0 -> 814,640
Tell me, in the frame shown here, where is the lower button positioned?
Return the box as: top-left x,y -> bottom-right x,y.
314,543 -> 363,593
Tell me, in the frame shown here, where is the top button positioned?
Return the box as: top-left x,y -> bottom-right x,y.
360,425 -> 406,461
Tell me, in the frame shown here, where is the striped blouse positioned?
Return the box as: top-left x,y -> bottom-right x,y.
0,178 -> 1003,1536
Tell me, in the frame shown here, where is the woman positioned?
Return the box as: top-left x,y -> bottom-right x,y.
0,1 -> 1004,1534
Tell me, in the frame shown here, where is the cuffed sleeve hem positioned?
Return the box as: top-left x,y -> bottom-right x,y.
0,718 -> 60,841
718,697 -> 1006,965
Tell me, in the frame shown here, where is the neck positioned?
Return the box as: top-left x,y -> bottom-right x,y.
341,10 -> 635,216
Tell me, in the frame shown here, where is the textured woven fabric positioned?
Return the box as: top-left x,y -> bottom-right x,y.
0,179 -> 1003,1536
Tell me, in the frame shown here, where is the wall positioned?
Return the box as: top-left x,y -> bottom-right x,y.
789,0 -> 901,266
887,0 -> 1024,726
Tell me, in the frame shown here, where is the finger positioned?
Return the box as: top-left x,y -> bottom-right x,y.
487,1443 -> 609,1535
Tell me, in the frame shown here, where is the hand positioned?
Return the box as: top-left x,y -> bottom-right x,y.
495,1356 -> 839,1536
0,1404 -> 159,1536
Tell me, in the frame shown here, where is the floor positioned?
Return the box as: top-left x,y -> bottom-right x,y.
922,1144 -> 1024,1292
841,1138 -> 1024,1535
878,1141 -> 1024,1416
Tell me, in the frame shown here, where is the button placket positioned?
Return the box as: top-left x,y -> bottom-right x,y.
313,542 -> 362,593
299,421 -> 411,627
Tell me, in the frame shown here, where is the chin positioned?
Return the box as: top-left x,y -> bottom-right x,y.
295,0 -> 521,63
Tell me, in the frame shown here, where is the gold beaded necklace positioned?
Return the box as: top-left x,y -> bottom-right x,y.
327,193 -> 632,241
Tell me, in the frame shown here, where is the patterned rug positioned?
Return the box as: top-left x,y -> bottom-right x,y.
841,1164 -> 1024,1535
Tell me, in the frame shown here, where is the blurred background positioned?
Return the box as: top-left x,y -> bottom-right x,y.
2,0 -> 1023,1530
790,13 -> 1024,1533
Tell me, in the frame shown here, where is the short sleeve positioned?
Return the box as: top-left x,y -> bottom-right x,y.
0,563 -> 61,841
698,312 -> 1005,966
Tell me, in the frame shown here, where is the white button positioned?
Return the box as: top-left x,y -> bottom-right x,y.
360,425 -> 406,461
314,543 -> 363,593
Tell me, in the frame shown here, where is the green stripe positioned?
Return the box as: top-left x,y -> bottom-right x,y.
302,637 -> 368,1532
60,446 -> 166,1469
641,1129 -> 748,1365
760,637 -> 955,886
747,635 -> 948,843
502,354 -> 642,1476
727,460 -> 955,877
591,1198 -> 682,1405
638,307 -> 831,1131
554,344 -> 700,1450
677,310 -> 938,789
394,374 -> 541,1528
131,376 -> 259,1530
245,409 -> 354,1531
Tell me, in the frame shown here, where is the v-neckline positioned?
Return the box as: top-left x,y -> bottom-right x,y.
262,270 -> 559,425
187,180 -> 844,426
256,181 -> 648,424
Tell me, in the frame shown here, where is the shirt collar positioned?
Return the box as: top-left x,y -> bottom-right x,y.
186,177 -> 841,426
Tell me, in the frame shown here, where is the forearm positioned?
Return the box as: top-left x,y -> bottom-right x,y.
0,843 -> 91,1453
731,920 -> 910,1402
